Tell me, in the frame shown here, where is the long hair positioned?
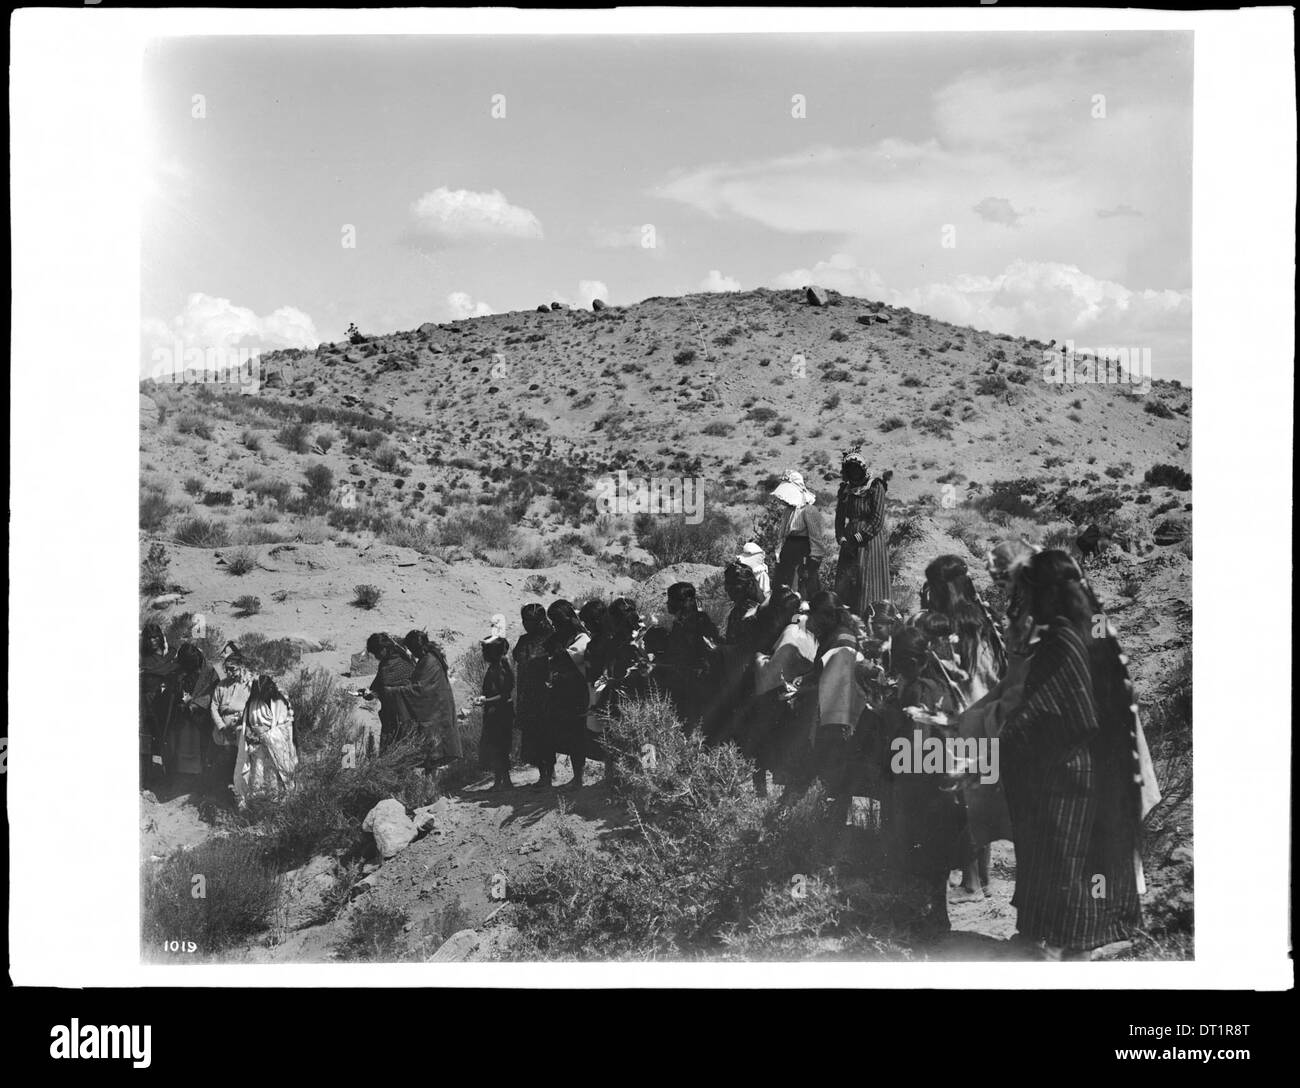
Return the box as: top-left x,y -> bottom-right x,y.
807,589 -> 866,646
366,632 -> 413,664
546,599 -> 585,640
1022,549 -> 1150,823
922,554 -> 1006,676
141,623 -> 167,659
404,629 -> 449,673
520,602 -> 553,637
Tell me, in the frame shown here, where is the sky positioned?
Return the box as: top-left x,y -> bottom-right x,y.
141,31 -> 1193,381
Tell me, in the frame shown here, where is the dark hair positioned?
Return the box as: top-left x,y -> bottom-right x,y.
481,636 -> 508,663
923,554 -> 1005,674
723,560 -> 761,605
666,582 -> 697,613
141,623 -> 166,657
608,597 -> 642,638
404,629 -> 449,673
521,602 -> 552,635
579,599 -> 611,637
755,587 -> 802,646
175,642 -> 205,675
366,632 -> 412,663
807,590 -> 861,643
248,674 -> 286,705
547,599 -> 584,634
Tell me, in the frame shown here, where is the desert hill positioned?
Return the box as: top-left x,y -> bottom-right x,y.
139,287 -> 1193,962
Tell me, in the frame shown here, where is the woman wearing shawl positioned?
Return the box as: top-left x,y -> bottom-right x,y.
514,603 -> 556,788
703,561 -> 766,743
173,643 -> 222,779
920,555 -> 1006,707
771,470 -> 831,597
955,541 -> 1040,863
139,624 -> 177,786
882,627 -> 968,929
476,619 -> 515,791
834,455 -> 892,617
805,591 -> 871,827
366,633 -> 417,752
387,630 -> 461,770
917,554 -> 1010,894
545,600 -> 595,791
745,589 -> 818,796
233,675 -> 298,807
660,582 -> 721,735
996,549 -> 1159,959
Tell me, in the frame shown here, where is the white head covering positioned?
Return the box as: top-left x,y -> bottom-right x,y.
773,469 -> 816,507
736,543 -> 772,601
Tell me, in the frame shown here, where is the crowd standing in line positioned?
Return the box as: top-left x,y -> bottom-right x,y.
141,453 -> 1161,956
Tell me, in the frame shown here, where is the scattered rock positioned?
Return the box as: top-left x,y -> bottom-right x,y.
429,928 -> 481,962
361,799 -> 418,858
805,285 -> 829,307
349,651 -> 379,677
149,593 -> 184,609
283,633 -> 324,653
550,301 -> 569,311
140,394 -> 159,424
536,304 -> 550,313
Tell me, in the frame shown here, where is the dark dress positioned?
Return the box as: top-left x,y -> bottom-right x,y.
369,654 -> 416,751
834,476 -> 891,615
513,631 -> 552,767
546,632 -> 594,758
660,610 -> 721,734
478,661 -> 515,774
385,651 -> 461,768
1000,621 -> 1142,949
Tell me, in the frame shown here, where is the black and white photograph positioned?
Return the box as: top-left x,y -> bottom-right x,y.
8,4 -> 1294,1013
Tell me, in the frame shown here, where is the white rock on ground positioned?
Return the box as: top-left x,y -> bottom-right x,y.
361,799 -> 418,858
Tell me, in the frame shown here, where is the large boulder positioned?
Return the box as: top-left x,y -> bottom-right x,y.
591,298 -> 607,311
139,394 -> 159,425
805,285 -> 829,307
549,301 -> 569,311
361,799 -> 417,859
536,304 -> 550,313
418,322 -> 439,336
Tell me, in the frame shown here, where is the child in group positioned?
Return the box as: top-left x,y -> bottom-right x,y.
477,622 -> 516,791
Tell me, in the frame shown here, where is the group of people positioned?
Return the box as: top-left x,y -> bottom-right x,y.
141,450 -> 1162,957
139,628 -> 298,808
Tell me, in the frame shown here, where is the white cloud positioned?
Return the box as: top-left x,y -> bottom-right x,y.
655,46 -> 1191,295
446,291 -> 493,319
141,293 -> 318,375
700,269 -> 741,293
410,187 -> 543,244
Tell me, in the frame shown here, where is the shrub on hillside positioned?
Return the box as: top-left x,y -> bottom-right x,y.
353,584 -> 382,610
634,508 -> 737,567
142,836 -> 280,956
235,632 -> 303,676
224,546 -> 258,576
173,515 -> 231,548
141,542 -> 171,596
276,422 -> 311,454
1145,463 -> 1192,491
